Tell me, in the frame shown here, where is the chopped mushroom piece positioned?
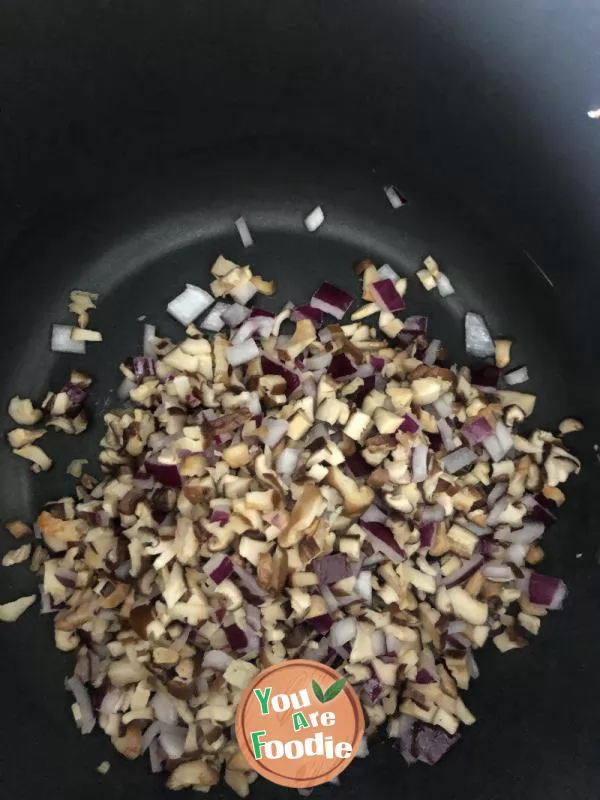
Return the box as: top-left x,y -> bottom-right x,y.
8,396 -> 43,426
5,520 -> 31,539
2,544 -> 31,566
1,252 -> 580,789
0,594 -> 36,622
13,444 -> 53,472
7,428 -> 46,449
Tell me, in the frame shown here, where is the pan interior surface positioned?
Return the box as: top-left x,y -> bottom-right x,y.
0,144 -> 595,800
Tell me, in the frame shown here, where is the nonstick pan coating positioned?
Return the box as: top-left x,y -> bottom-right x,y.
0,3 -> 599,800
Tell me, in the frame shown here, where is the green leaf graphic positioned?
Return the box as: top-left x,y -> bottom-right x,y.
312,679 -> 325,703
323,677 -> 348,702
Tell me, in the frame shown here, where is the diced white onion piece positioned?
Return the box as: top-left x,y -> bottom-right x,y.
504,366 -> 529,385
465,312 -> 495,358
304,206 -> 325,232
383,185 -> 406,209
378,263 -> 400,281
51,324 -> 86,354
276,448 -> 299,476
221,303 -> 251,327
143,323 -> 156,357
226,339 -> 259,367
263,418 -> 289,448
235,216 -> 253,248
437,273 -> 455,297
167,285 -> 214,326
330,617 -> 357,647
201,302 -> 230,332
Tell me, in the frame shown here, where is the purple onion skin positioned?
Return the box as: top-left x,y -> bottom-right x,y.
224,624 -> 248,651
145,460 -> 182,488
328,354 -> 355,380
313,553 -> 352,585
307,614 -> 334,634
292,305 -> 324,325
361,521 -> 405,557
471,365 -> 500,388
313,282 -> 353,313
62,383 -> 87,408
210,557 -> 234,584
420,522 -> 436,548
261,357 -> 300,396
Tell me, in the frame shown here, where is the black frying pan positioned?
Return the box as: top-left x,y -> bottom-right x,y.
0,2 -> 599,799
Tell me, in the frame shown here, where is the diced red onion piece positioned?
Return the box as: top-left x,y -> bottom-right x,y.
371,279 -> 406,312
159,725 -> 186,760
226,339 -> 260,367
383,185 -> 407,209
495,419 -> 514,454
504,366 -> 529,385
276,447 -> 299,477
310,282 -> 353,320
355,570 -> 372,604
232,315 -> 275,345
421,505 -> 445,524
232,564 -> 268,602
482,563 -> 514,581
400,414 -> 420,434
483,433 -> 505,462
235,216 -> 253,247
412,444 -> 428,483
261,357 -> 300,395
203,650 -> 233,671
361,504 -> 388,523
412,723 -> 461,766
141,721 -> 160,754
403,315 -> 428,332
465,311 -> 495,358
487,482 -> 508,507
528,572 -> 567,609
148,739 -> 163,773
437,418 -> 457,452
152,693 -> 178,724
328,353 -> 355,379
330,617 -> 357,648
291,305 -> 324,326
420,522 -> 436,548
372,629 -> 386,656
263,418 -> 289,448
486,496 -> 509,527
51,324 -> 86,354
313,554 -> 351,585
442,447 -> 477,474
442,555 -> 484,588
66,675 -> 96,734
203,553 -> 234,584
167,284 -> 214,326
222,303 -> 251,327
495,522 -> 545,545
423,339 -> 441,366
361,521 -> 405,564
462,417 -> 494,446
144,458 -> 182,487
308,613 -> 334,634
304,352 -> 332,370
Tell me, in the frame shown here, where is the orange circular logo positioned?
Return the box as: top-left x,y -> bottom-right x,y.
235,659 -> 364,789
